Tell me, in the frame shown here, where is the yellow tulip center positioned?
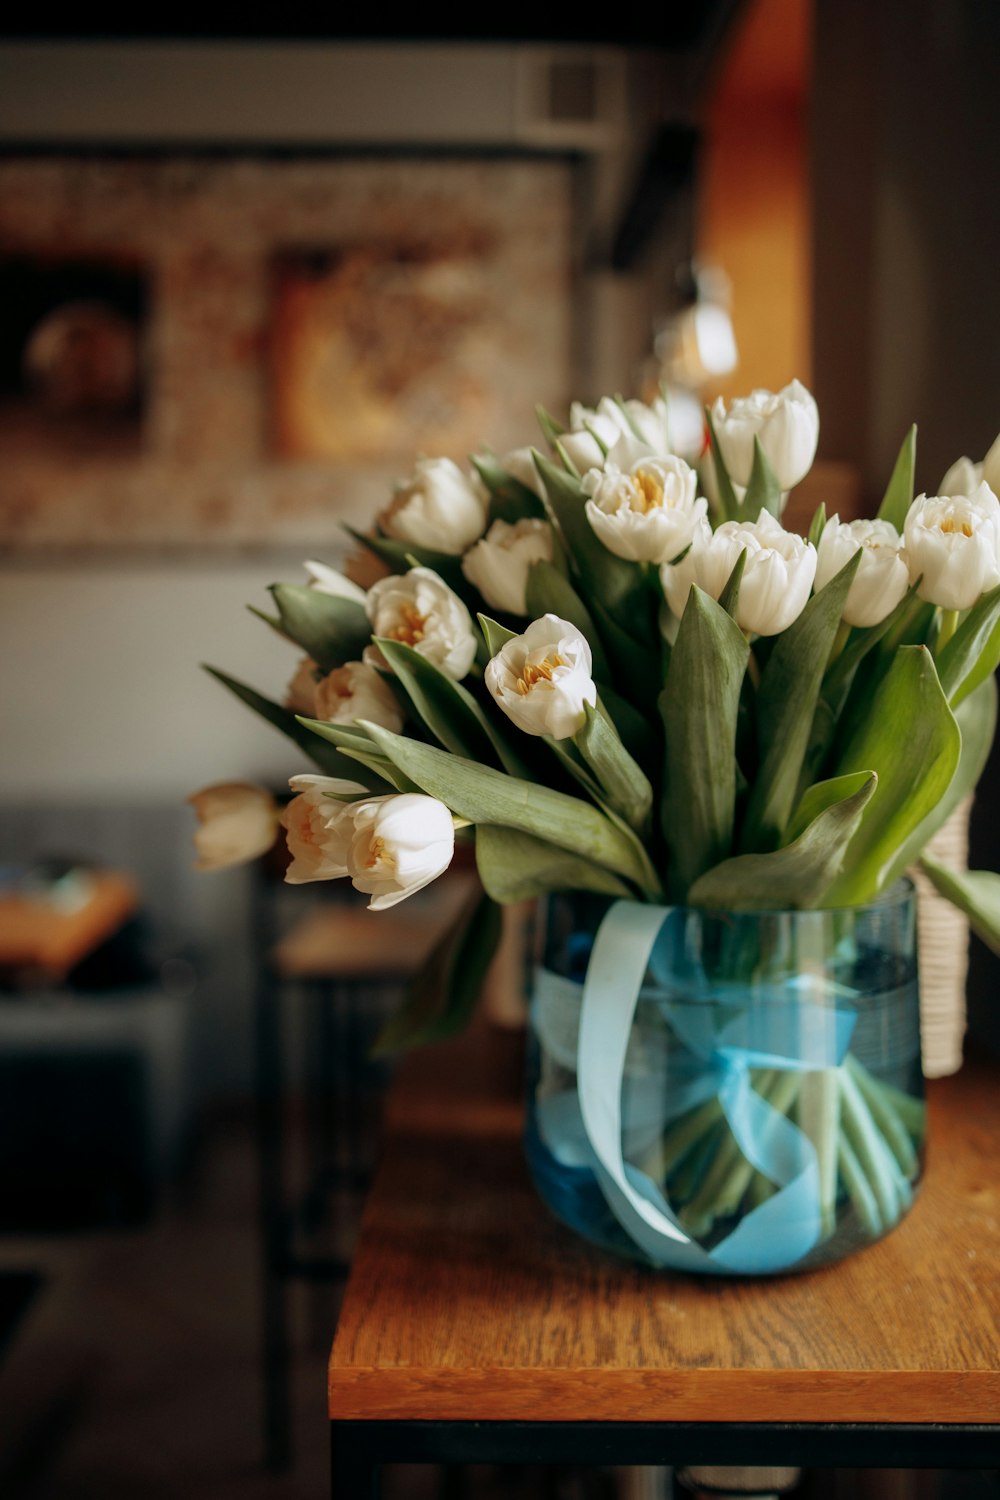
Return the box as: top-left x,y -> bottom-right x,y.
940,516 -> 974,537
364,835 -> 394,870
387,603 -> 428,646
631,467 -> 665,513
515,652 -> 566,695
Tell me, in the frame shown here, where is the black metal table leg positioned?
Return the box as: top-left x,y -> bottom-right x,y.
331,1423 -> 382,1497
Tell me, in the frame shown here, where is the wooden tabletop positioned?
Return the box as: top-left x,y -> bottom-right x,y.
329,1023 -> 1000,1427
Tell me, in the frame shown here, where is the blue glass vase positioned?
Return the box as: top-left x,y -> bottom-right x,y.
525,884 -> 925,1275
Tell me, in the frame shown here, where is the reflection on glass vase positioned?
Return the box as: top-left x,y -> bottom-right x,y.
525,882 -> 925,1276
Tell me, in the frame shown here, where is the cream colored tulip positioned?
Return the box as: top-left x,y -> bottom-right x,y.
461,518 -> 554,614
189,782 -> 281,871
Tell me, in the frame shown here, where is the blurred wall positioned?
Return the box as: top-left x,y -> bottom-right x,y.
697,0 -> 812,399
812,0 -> 1000,501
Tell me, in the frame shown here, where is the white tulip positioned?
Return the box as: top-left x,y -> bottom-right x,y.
379,457 -> 487,555
661,510 -> 817,636
939,432 -> 1000,499
303,559 -> 368,605
904,484 -> 1000,611
938,456 -> 982,499
285,656 -> 321,716
282,774 -> 364,884
711,379 -> 819,490
188,782 -> 281,871
583,455 -> 707,564
313,660 -> 404,733
559,395 -> 673,474
344,793 -> 455,910
498,446 -> 547,500
461,518 -> 554,615
814,516 -> 911,627
558,403 -> 624,473
365,567 -> 477,681
485,614 -> 596,739
983,433 -> 1000,497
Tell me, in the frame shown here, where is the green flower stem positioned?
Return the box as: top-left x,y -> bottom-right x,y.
745,1170 -> 776,1211
668,1118 -> 729,1204
838,1067 -> 904,1226
655,1095 -> 725,1180
798,1068 -> 841,1238
681,1070 -> 809,1237
936,609 -> 960,655
837,1132 -> 883,1237
844,1055 -> 918,1175
844,1055 -> 926,1138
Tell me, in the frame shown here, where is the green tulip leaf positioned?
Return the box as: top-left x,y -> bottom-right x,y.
372,888 -> 503,1055
478,613 -> 516,659
688,771 -> 877,910
525,560 -> 611,681
786,770 -> 878,845
875,425 -> 917,532
343,526 -> 473,603
704,407 -> 741,521
917,856 -> 1000,959
295,717 -> 421,793
661,585 -> 750,898
471,452 -> 547,524
575,702 -> 653,832
589,595 -> 664,707
740,550 -> 861,853
717,547 -> 747,621
825,645 -> 961,904
269,584 -> 371,672
531,451 -> 652,633
535,404 -> 566,447
357,721 -> 659,895
935,583 -> 1000,707
743,435 -> 783,518
203,666 -> 392,790
372,637 -> 531,779
879,674 -> 996,888
475,824 -> 632,904
808,502 -> 827,549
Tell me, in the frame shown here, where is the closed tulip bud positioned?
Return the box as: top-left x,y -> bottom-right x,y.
814,516 -> 910,627
485,614 -> 597,739
661,510 -> 817,636
302,559 -> 368,604
711,379 -> 819,491
188,782 -> 281,870
344,793 -> 456,910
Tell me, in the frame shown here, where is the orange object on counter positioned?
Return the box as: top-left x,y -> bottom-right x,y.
0,872 -> 138,982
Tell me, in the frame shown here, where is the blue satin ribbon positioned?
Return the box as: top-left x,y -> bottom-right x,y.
534,900 -> 858,1275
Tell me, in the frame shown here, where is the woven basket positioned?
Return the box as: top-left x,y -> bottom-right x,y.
911,796 -> 973,1078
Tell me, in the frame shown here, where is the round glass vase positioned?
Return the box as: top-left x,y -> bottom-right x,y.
525,884 -> 925,1276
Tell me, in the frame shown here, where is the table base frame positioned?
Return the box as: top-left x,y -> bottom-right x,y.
330,1418 -> 1000,1494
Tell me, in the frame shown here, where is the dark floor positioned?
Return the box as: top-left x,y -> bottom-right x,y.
0,1113 -> 996,1500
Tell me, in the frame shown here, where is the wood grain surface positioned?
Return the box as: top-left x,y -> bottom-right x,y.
329,1024 -> 1000,1425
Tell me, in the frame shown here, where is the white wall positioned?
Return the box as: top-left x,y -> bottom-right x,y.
0,557 -> 315,800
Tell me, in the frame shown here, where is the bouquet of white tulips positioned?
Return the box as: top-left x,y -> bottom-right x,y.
198,382 -> 1000,1267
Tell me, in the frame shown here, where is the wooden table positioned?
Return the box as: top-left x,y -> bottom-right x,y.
328,1024 -> 1000,1493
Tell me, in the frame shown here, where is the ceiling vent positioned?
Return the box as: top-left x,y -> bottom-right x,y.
514,47 -> 626,148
